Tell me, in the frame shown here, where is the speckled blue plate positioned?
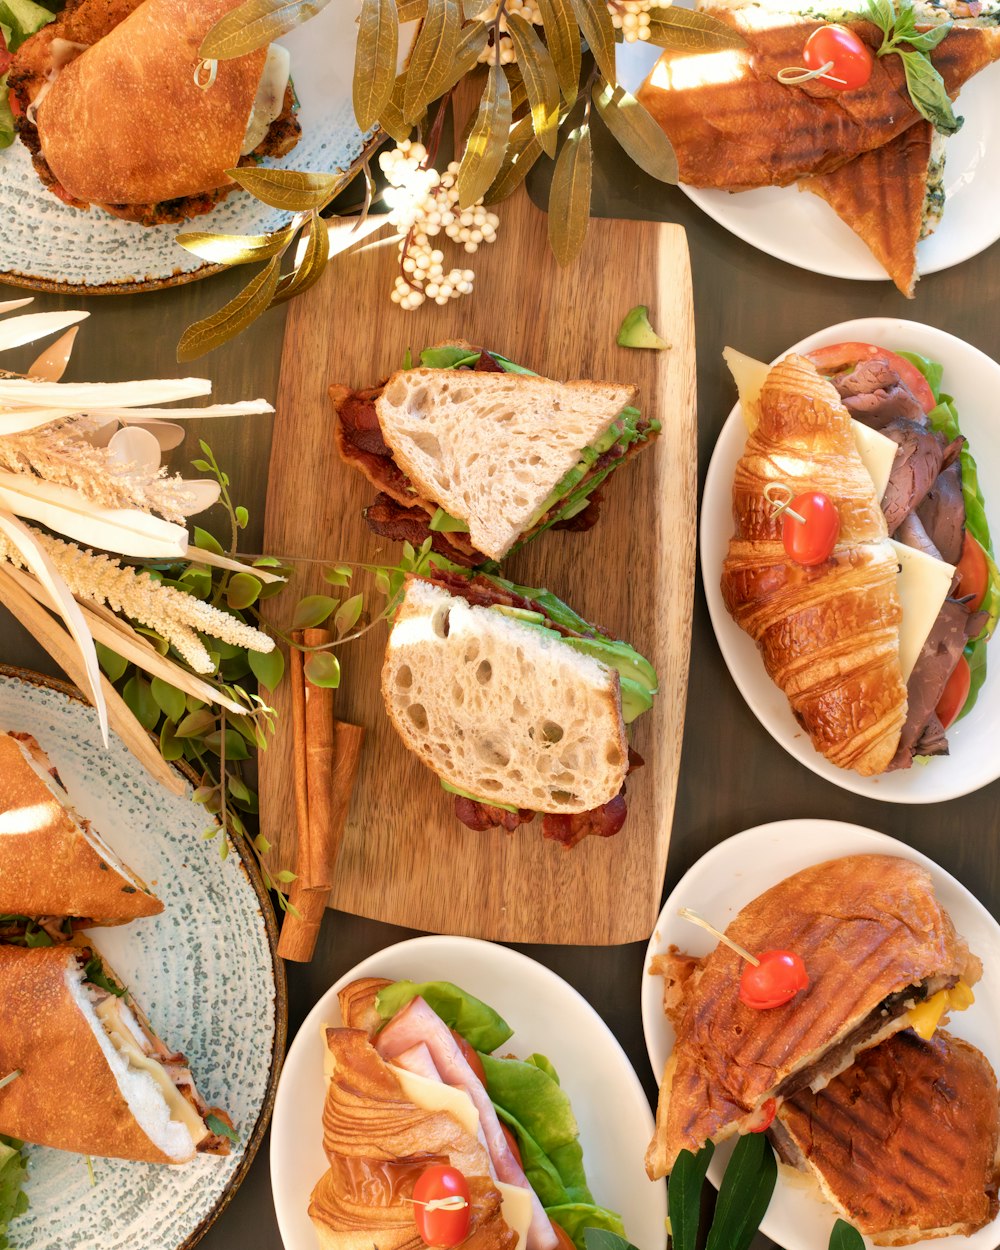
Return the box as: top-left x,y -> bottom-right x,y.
0,666 -> 286,1250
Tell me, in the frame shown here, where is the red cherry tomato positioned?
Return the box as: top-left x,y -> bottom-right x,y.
802,24 -> 873,90
955,532 -> 989,613
412,1165 -> 471,1248
936,654 -> 971,731
550,1222 -> 576,1250
501,1123 -> 523,1168
805,342 -> 936,414
746,1098 -> 778,1133
8,88 -> 22,118
740,951 -> 810,1010
781,491 -> 840,566
451,1030 -> 487,1085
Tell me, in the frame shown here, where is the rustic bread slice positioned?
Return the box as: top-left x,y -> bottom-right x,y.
382,579 -> 628,813
375,368 -> 636,560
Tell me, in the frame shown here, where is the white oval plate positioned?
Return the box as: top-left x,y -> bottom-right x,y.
641,819 -> 1000,1250
271,935 -> 667,1250
0,667 -> 284,1250
617,42 -> 1000,284
702,315 -> 1000,802
0,2 -> 412,293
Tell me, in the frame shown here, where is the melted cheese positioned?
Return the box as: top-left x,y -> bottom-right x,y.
388,1064 -> 481,1138
890,541 -> 957,681
907,980 -> 975,1040
241,44 -> 291,155
95,999 -> 207,1145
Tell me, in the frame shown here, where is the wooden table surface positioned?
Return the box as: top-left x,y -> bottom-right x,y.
3,125 -> 1000,1250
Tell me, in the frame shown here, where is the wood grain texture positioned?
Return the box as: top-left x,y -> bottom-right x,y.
260,188 -> 696,944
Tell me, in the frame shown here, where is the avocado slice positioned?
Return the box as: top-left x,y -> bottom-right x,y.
492,605 -> 547,625
617,305 -> 670,351
440,779 -> 518,813
429,507 -> 471,533
561,636 -> 659,694
619,677 -> 655,724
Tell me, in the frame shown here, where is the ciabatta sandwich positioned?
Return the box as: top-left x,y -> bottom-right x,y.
0,731 -> 162,942
333,343 -> 659,566
0,943 -> 233,1163
382,570 -> 657,846
9,0 -> 301,225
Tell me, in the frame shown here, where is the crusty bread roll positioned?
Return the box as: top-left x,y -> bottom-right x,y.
375,368 -> 636,560
382,579 -> 628,813
720,353 -> 908,776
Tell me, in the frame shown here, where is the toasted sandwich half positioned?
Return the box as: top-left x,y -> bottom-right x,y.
645,854 -> 980,1178
382,571 -> 657,846
333,343 -> 658,566
0,731 -> 162,941
0,943 -> 233,1163
803,122 -> 944,298
773,1029 -> 1000,1245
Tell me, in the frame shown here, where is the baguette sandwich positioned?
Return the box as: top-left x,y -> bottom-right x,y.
333,343 -> 659,567
0,731 -> 162,943
0,943 -> 233,1163
645,854 -> 980,1179
382,570 -> 657,846
9,0 -> 301,225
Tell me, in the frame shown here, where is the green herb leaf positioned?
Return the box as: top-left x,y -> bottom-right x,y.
177,257 -> 282,362
866,0 -> 895,34
334,592 -> 364,637
646,8 -> 747,51
537,0 -> 581,106
829,1220 -> 866,1250
292,594 -> 337,629
593,78 -> 678,184
95,641 -> 128,683
175,220 -> 299,266
353,0 -> 399,131
506,13 -> 560,157
123,675 -> 160,731
272,211 -> 331,307
228,166 -> 353,212
376,980 -> 514,1051
904,20 -> 952,51
323,565 -> 353,587
150,677 -> 187,724
304,651 -> 341,688
226,572 -> 263,610
668,1144 -> 715,1250
569,0 -> 616,87
547,124 -> 592,267
200,0 -> 332,58
402,0 -> 461,123
83,954 -> 127,998
704,1134 -> 778,1250
175,708 -> 218,739
204,1113 -> 240,1144
901,50 -> 962,134
458,62 -> 514,208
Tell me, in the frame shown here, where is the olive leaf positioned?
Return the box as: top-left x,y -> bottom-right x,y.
593,78 -> 678,183
228,166 -> 354,212
380,72 -> 413,142
403,0 -> 462,122
397,0 -> 427,18
176,256 -> 282,362
458,61 -> 513,207
486,110 -> 543,203
645,8 -> 747,52
668,1144 -> 715,1250
704,1134 -> 777,1250
829,1221 -> 866,1250
443,20 -> 491,93
547,123 -> 592,267
568,0 -> 616,86
462,0 -> 494,15
354,0 -> 399,132
537,0 -> 581,105
175,219 -> 299,266
272,210 -> 330,306
505,13 -> 560,156
200,0 -> 332,58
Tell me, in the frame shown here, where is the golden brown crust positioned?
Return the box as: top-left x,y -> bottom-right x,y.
635,17 -> 1000,190
337,977 -> 392,1035
0,945 -> 181,1163
0,732 -> 162,923
645,854 -> 975,1178
778,1030 -> 1000,1243
34,0 -> 267,205
720,354 -> 907,776
803,123 -> 933,299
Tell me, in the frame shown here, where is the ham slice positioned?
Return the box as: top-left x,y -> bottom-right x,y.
390,1042 -> 444,1083
376,997 -> 559,1250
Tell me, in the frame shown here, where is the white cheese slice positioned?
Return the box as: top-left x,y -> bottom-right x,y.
495,1181 -> 534,1250
851,422 -> 895,504
241,43 -> 291,155
388,1064 -> 481,1138
890,540 -> 956,681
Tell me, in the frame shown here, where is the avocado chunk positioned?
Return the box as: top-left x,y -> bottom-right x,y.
429,507 -> 471,533
492,606 -> 547,625
617,305 -> 670,351
619,677 -> 655,724
440,780 -> 518,813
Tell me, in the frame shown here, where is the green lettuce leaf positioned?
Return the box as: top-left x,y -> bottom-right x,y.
0,0 -> 55,50
374,980 -> 513,1053
0,1136 -> 29,1250
545,1203 -> 626,1247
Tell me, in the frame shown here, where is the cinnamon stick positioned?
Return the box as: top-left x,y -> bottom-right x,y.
277,627 -> 365,962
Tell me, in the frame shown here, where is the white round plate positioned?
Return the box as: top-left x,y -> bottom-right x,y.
702,315 -> 1000,802
271,935 -> 667,1250
641,819 -> 1000,1250
0,667 -> 284,1250
0,2 -> 412,293
617,42 -> 1000,283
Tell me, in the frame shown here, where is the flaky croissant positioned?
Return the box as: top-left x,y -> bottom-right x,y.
720,354 -> 907,775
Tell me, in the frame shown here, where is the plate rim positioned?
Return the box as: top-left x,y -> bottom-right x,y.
0,661 -> 289,1250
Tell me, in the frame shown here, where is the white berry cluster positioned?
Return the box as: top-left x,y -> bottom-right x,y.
474,0 -> 673,61
608,0 -> 673,42
380,141 -> 501,311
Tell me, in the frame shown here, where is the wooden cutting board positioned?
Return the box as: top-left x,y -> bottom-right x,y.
260,187 -> 696,944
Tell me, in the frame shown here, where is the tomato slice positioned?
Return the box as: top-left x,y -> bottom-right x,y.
805,341 -> 936,414
500,1123 -> 523,1168
451,1030 -> 486,1084
955,532 -> 989,612
937,655 -> 972,731
550,1221 -> 577,1250
746,1097 -> 778,1133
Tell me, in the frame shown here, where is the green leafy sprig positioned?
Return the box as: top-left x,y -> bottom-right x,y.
865,0 -> 961,135
0,1135 -> 28,1250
